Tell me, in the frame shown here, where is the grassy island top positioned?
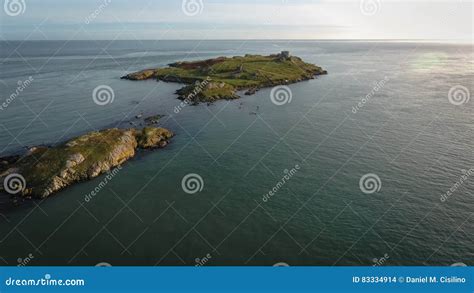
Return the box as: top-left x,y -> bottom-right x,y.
122,51 -> 327,104
0,127 -> 174,199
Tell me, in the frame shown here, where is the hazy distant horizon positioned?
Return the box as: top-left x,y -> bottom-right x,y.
1,0 -> 472,41
1,39 -> 472,43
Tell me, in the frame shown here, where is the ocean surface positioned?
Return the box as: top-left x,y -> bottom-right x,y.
0,40 -> 472,266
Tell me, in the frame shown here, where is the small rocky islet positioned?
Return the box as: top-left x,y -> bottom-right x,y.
121,51 -> 327,104
0,127 -> 173,199
1,52 -> 326,201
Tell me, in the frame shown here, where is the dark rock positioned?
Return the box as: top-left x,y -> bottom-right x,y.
245,88 -> 259,95
144,115 -> 164,125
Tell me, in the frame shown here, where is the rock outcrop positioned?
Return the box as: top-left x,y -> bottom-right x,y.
0,127 -> 173,199
136,127 -> 173,149
120,69 -> 157,81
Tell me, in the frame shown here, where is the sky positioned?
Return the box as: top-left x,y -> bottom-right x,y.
0,0 -> 472,41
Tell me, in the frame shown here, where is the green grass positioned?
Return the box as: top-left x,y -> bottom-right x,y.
16,129 -> 127,189
3,127 -> 174,198
124,53 -> 326,103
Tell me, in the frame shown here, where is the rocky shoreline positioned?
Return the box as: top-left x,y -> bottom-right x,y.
1,52 -> 326,203
121,51 -> 327,104
0,127 -> 173,199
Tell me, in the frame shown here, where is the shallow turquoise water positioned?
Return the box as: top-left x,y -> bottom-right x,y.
0,40 -> 473,265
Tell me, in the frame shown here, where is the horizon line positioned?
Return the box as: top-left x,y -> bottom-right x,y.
1,38 -> 472,43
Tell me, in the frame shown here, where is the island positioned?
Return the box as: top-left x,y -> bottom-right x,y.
121,51 -> 327,104
0,52 -> 326,202
0,127 -> 173,199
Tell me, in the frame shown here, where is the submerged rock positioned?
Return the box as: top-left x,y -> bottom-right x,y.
144,114 -> 165,125
0,127 -> 174,199
245,87 -> 259,95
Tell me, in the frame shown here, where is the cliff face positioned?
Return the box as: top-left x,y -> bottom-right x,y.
0,127 -> 173,198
